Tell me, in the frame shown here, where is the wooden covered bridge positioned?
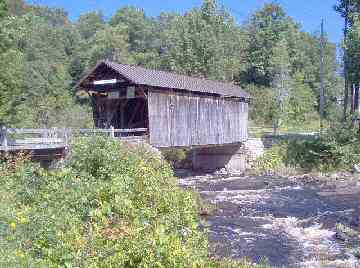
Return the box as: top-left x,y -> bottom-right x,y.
76,60 -> 250,149
1,61 -> 250,171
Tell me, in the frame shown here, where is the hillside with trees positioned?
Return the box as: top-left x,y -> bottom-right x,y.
0,0 -> 342,132
2,1 -> 360,267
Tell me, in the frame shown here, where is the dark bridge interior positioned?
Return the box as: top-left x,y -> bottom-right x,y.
91,88 -> 149,132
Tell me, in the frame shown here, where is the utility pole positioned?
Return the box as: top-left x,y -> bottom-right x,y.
320,19 -> 325,132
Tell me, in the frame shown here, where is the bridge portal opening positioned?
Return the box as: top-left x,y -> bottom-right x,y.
90,87 -> 149,136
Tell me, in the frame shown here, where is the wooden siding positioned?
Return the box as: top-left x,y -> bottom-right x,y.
148,90 -> 248,148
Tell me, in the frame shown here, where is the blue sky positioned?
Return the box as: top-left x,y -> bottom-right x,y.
27,0 -> 343,44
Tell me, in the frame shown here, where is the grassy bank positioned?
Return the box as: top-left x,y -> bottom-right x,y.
254,124 -> 360,174
0,137 -> 262,267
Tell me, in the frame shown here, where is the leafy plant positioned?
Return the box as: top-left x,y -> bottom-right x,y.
285,125 -> 360,172
0,137 -> 260,267
161,148 -> 191,168
254,145 -> 285,173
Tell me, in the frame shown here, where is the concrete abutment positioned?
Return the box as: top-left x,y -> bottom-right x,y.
191,138 -> 267,173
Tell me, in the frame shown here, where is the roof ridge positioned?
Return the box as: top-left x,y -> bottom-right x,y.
103,60 -> 241,88
77,60 -> 250,99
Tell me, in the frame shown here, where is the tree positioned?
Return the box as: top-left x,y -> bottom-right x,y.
299,32 -> 341,121
335,0 -> 360,120
4,0 -> 27,16
270,38 -> 292,132
336,0 -> 351,120
0,0 -> 342,130
30,5 -> 68,26
86,25 -> 132,68
161,0 -> 244,80
0,7 -> 91,127
0,15 -> 26,126
109,6 -> 162,67
76,11 -> 105,40
242,3 -> 296,86
243,3 -> 340,129
346,15 -> 360,117
334,0 -> 360,26
0,0 -> 7,19
110,6 -> 155,53
287,73 -> 317,125
347,16 -> 360,83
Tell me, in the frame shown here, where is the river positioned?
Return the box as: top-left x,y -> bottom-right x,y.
178,174 -> 360,268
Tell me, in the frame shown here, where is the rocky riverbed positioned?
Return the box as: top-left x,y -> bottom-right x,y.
178,173 -> 360,268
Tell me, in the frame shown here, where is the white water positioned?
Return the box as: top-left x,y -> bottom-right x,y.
261,217 -> 357,267
179,175 -> 360,267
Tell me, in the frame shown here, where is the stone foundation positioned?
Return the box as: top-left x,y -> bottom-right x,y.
192,144 -> 246,174
190,135 -> 315,173
191,138 -> 270,173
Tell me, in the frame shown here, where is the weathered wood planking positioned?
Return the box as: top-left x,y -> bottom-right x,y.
148,90 -> 248,148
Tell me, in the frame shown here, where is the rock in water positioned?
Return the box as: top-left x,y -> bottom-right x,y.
353,164 -> 360,173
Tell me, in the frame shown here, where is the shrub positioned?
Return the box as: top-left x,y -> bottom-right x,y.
0,137 -> 206,267
254,145 -> 285,173
161,148 -> 191,169
285,125 -> 360,172
254,124 -> 360,173
0,137 -> 259,267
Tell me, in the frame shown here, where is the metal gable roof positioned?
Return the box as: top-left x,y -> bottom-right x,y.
78,60 -> 250,99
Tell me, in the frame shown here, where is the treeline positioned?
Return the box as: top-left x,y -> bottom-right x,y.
335,0 -> 360,120
0,0 -> 341,129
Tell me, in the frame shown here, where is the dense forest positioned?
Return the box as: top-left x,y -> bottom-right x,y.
0,0 -> 348,130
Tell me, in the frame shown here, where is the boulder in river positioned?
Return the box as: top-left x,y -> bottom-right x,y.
354,164 -> 360,173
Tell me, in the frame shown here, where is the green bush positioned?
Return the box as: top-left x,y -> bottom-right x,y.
285,126 -> 360,172
161,148 -> 191,169
0,137 -> 259,267
254,145 -> 285,173
254,124 -> 360,173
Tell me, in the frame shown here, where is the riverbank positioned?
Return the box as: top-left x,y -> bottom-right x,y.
178,171 -> 360,267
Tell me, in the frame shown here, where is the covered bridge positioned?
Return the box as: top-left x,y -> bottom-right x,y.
76,60 -> 250,149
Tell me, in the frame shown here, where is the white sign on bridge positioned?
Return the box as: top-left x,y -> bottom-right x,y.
93,79 -> 117,85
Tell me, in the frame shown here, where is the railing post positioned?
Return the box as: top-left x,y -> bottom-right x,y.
110,126 -> 115,138
51,127 -> 55,144
64,128 -> 71,151
1,127 -> 8,151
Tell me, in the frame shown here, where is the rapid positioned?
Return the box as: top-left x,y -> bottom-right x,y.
179,174 -> 360,267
